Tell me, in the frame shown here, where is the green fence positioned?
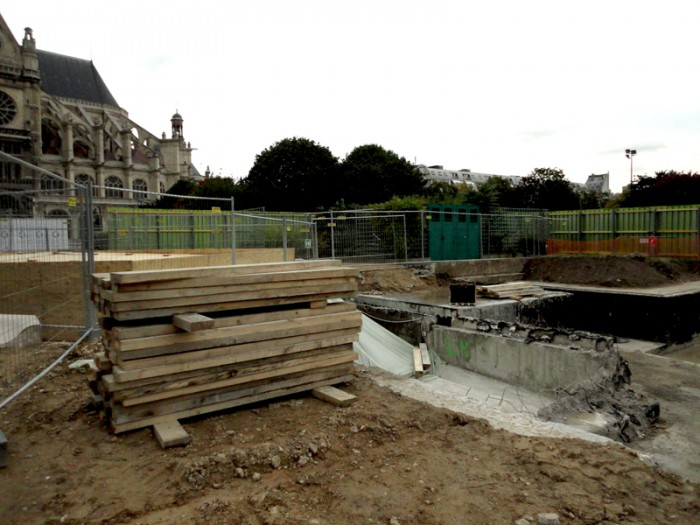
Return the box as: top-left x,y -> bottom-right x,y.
547,205 -> 700,258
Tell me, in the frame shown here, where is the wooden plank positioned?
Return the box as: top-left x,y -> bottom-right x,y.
312,385 -> 357,407
413,346 -> 424,377
419,343 -> 431,370
153,419 -> 191,448
115,310 -> 361,356
115,325 -> 360,371
172,313 -> 215,332
111,333 -> 359,382
105,278 -> 357,313
109,289 -> 358,322
109,259 -> 343,285
104,267 -> 357,298
111,374 -> 354,434
110,301 -> 356,341
107,344 -> 355,398
112,365 -> 354,426
120,350 -> 357,406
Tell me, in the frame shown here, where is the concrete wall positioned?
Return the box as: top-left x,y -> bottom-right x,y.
429,325 -> 615,392
431,257 -> 534,282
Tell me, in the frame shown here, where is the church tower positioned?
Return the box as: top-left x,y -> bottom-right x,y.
171,110 -> 183,139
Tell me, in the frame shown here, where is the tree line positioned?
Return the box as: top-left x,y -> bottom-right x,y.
150,137 -> 700,212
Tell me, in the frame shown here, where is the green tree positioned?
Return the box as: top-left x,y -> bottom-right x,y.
617,170 -> 700,207
519,167 -> 579,210
339,144 -> 425,206
243,137 -> 340,211
147,179 -> 197,209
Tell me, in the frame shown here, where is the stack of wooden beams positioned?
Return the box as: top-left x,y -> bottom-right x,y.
90,260 -> 361,434
476,281 -> 547,300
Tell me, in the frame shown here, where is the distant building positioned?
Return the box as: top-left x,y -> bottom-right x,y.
417,165 -> 610,193
0,13 -> 201,221
416,165 -> 522,190
583,172 -> 610,193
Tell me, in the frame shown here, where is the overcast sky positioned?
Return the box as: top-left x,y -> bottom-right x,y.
4,1 -> 700,193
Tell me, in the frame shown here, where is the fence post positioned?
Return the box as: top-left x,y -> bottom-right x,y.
402,214 -> 408,262
420,210 -> 425,260
282,218 -> 288,262
313,221 -> 319,259
230,197 -> 237,265
330,210 -> 335,260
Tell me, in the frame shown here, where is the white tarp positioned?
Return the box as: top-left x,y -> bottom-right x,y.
353,314 -> 416,376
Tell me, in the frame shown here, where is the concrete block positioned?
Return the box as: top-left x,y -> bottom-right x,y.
0,429 -> 8,468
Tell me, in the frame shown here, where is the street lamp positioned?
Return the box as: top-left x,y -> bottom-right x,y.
625,148 -> 637,184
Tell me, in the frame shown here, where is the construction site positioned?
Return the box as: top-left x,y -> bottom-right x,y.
1,190 -> 700,524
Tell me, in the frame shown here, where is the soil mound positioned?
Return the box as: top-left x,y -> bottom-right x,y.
523,255 -> 700,288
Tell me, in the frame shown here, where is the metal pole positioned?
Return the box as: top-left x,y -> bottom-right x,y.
230,197 -> 237,265
403,214 -> 408,263
313,221 -> 319,259
420,210 -> 425,260
330,210 -> 335,260
282,218 -> 288,262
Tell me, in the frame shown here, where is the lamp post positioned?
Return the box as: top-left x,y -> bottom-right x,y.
625,148 -> 637,184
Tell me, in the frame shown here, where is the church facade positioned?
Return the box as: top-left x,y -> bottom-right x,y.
0,12 -> 201,222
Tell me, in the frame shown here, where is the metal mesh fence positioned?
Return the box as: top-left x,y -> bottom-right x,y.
0,150 -> 553,408
0,170 -> 92,407
312,211 -> 413,263
481,212 -> 550,258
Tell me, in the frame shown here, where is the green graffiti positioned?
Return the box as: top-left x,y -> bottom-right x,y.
445,339 -> 471,360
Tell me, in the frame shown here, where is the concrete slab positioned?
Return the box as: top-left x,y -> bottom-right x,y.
0,314 -> 41,349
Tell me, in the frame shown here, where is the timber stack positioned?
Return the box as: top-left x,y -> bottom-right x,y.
89,260 -> 361,435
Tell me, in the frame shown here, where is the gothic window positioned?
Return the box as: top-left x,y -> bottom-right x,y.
159,182 -> 165,194
73,140 -> 91,158
133,178 -> 148,200
75,173 -> 97,196
105,176 -> 124,199
41,120 -> 62,155
0,91 -> 17,126
0,159 -> 21,185
40,173 -> 66,194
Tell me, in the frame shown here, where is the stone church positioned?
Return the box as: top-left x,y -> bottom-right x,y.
0,12 -> 201,222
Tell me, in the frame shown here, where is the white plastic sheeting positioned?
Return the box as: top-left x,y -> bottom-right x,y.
353,314 -> 416,377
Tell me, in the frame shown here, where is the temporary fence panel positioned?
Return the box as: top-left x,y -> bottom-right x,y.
480,211 -> 549,258
313,212 -> 408,263
0,176 -> 93,409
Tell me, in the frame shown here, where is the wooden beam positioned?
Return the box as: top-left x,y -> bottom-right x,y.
172,313 -> 215,332
413,346 -> 424,377
419,343 -> 431,370
153,419 -> 191,448
111,333 -> 359,381
312,385 -> 356,407
112,374 -> 354,434
109,260 -> 343,286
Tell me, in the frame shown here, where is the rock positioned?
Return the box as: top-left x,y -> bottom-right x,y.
234,467 -> 245,478
309,442 -> 319,455
252,472 -> 261,482
389,518 -> 401,525
298,456 -> 310,467
514,519 -> 531,525
537,513 -> 560,525
270,455 -> 281,469
213,453 -> 227,463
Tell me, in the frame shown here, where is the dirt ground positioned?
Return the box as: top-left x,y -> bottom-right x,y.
1,256 -> 700,525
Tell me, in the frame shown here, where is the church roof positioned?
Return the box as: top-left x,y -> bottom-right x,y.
36,49 -> 119,107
